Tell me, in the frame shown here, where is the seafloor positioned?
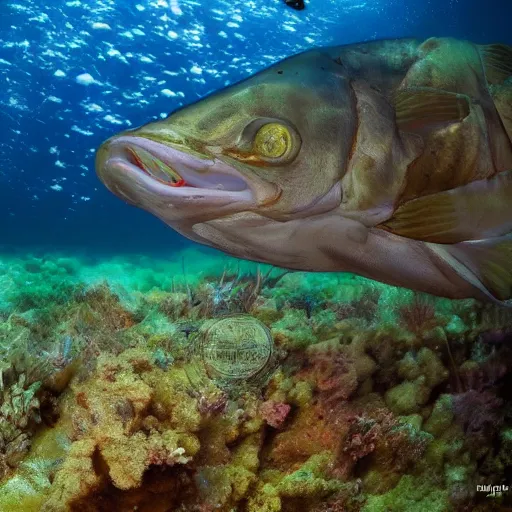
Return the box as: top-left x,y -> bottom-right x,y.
0,247 -> 511,512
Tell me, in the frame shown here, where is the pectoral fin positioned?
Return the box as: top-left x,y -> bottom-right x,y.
380,170 -> 512,243
479,43 -> 512,84
428,236 -> 512,303
394,88 -> 470,131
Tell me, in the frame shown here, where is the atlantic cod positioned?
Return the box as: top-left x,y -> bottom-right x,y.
96,37 -> 512,305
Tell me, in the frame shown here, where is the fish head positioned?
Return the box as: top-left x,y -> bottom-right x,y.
96,49 -> 357,252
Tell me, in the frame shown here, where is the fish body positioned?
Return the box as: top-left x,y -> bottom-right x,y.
96,37 -> 512,304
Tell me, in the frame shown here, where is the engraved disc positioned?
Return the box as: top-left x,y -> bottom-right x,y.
197,315 -> 274,381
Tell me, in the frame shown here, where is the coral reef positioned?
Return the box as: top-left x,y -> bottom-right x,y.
0,250 -> 511,511
0,365 -> 42,480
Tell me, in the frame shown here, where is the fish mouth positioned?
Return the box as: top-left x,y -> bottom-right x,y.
97,135 -> 255,202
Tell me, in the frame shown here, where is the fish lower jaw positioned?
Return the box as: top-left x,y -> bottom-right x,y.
110,157 -> 232,192
100,154 -> 256,209
105,136 -> 249,194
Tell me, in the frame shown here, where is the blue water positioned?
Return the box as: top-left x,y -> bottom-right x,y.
1,0 -> 511,255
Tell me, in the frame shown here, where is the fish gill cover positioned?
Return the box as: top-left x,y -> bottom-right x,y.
1,0 -> 512,511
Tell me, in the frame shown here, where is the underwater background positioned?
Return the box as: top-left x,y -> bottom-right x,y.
1,0 -> 512,253
1,0 -> 512,511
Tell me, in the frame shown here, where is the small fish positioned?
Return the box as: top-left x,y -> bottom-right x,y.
96,37 -> 512,305
283,0 -> 305,10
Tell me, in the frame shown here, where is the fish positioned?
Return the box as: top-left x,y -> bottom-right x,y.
96,37 -> 512,305
283,0 -> 306,10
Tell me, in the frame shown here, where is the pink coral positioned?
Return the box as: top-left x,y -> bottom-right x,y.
308,348 -> 358,404
260,400 -> 291,429
343,417 -> 380,461
196,392 -> 228,418
335,409 -> 431,480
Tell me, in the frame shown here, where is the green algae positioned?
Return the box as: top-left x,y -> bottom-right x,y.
362,475 -> 452,512
0,249 -> 510,511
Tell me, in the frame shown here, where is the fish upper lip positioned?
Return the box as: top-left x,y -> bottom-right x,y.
104,136 -> 250,193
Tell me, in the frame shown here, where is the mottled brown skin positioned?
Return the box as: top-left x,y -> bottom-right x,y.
329,38 -> 512,214
96,37 -> 512,304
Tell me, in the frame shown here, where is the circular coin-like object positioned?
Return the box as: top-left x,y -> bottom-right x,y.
196,315 -> 274,382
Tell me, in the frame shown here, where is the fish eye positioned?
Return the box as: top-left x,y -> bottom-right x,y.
253,123 -> 292,159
